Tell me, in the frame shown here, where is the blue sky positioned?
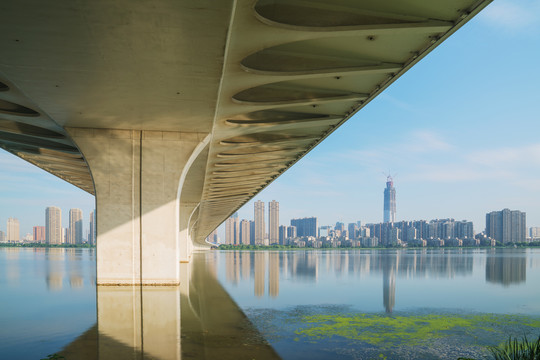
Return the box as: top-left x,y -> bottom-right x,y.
1,0 -> 539,238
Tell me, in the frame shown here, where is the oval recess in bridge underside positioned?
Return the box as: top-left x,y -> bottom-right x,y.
225,109 -> 340,126
0,131 -> 79,153
210,178 -> 269,185
209,176 -> 271,184
217,146 -> 299,157
232,82 -> 366,105
254,0 -> 449,28
0,82 -> 9,91
241,47 -> 402,75
210,184 -> 258,191
211,170 -> 276,179
0,99 -> 39,117
23,156 -> 88,168
212,169 -> 279,178
206,191 -> 253,198
0,119 -> 64,139
213,164 -> 284,173
219,132 -> 317,145
33,148 -> 84,159
214,157 -> 284,166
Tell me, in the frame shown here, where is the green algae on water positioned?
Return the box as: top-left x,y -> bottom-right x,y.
245,307 -> 540,359
294,312 -> 540,348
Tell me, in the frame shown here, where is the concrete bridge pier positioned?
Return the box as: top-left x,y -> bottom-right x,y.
68,128 -> 208,286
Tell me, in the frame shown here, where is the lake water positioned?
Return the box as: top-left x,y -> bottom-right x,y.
0,247 -> 539,359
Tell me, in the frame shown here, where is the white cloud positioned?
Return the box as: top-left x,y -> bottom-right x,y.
404,163 -> 512,183
404,130 -> 453,153
480,1 -> 539,30
467,144 -> 540,167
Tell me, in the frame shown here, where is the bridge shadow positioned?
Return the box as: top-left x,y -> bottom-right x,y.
58,252 -> 279,360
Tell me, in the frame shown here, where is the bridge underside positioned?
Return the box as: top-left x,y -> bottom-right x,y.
0,0 -> 491,284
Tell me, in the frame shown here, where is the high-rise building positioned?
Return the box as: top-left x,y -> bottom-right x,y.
89,210 -> 96,245
7,217 -> 20,242
348,223 -> 359,239
278,225 -> 287,245
239,219 -> 251,245
0,230 -> 5,242
268,200 -> 279,245
287,226 -> 297,239
254,200 -> 265,245
455,220 -> 474,239
249,220 -> 255,245
33,226 -> 46,243
46,206 -> 62,244
486,209 -> 526,244
225,212 -> 239,245
383,176 -> 396,223
69,208 -> 83,244
290,217 -> 318,237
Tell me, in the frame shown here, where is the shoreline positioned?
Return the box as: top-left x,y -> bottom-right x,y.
215,244 -> 540,251
0,243 -> 95,248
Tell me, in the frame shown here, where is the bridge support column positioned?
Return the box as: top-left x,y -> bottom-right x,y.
68,128 -> 206,285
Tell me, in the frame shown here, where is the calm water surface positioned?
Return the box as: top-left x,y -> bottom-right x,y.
0,247 -> 539,359
0,248 -> 96,359
216,248 -> 540,359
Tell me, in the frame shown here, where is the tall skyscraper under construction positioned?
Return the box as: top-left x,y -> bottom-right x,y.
383,176 -> 396,223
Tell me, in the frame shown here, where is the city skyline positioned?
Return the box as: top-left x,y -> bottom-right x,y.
219,199 -> 536,246
1,1 -> 539,239
0,205 -> 95,244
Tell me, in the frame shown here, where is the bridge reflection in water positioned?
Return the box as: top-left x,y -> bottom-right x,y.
60,253 -> 279,360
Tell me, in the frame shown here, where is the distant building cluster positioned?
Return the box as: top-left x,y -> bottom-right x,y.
366,218 -> 475,247
0,207 -> 96,245
211,200 -> 285,246
211,177 -> 535,248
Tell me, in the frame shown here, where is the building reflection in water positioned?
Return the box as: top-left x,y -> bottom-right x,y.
5,247 -> 20,282
268,252 -> 279,298
254,252 -> 266,297
293,252 -> 318,281
486,251 -> 527,286
46,248 -> 66,291
381,252 -> 397,314
0,247 -> 96,291
222,249 -> 531,312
